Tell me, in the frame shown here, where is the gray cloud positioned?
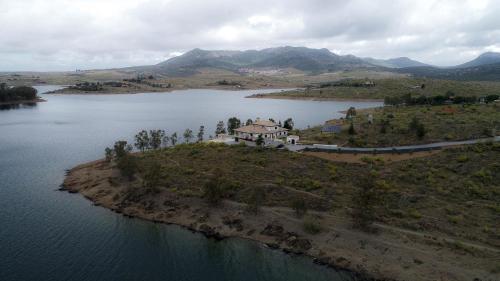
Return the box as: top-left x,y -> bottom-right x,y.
1,0 -> 499,71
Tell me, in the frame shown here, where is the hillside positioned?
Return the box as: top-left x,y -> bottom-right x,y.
399,62 -> 500,81
456,52 -> 500,68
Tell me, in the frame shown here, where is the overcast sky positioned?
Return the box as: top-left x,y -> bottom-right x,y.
1,0 -> 499,71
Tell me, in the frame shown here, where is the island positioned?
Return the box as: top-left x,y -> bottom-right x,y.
0,83 -> 41,105
61,110 -> 499,281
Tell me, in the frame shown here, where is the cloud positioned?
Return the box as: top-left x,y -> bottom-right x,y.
0,0 -> 499,71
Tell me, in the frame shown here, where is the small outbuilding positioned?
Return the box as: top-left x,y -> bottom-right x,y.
286,135 -> 300,145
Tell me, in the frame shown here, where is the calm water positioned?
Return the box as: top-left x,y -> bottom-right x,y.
0,86 -> 381,281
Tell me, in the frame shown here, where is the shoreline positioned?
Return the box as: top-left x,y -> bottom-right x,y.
246,94 -> 384,102
60,159 -> 498,281
46,85 -> 296,96
0,97 -> 46,106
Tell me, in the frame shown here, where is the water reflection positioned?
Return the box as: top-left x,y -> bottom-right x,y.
0,102 -> 38,111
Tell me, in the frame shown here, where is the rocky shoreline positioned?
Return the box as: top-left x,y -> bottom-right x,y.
60,160 -> 499,281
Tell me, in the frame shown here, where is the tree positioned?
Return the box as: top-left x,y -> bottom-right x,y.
227,117 -> 241,134
104,147 -> 114,162
409,117 -> 426,139
117,154 -> 137,181
183,128 -> 193,143
348,122 -> 356,135
268,118 -> 275,123
346,107 -> 357,120
149,129 -> 165,150
112,140 -> 136,180
292,198 -> 307,218
256,134 -> 264,146
134,130 -> 150,151
246,185 -> 266,214
197,126 -> 205,142
113,140 -> 132,159
170,132 -> 178,146
283,118 -> 294,130
203,169 -> 225,206
215,121 -> 226,135
162,134 -> 170,147
245,119 -> 253,126
416,123 -> 426,139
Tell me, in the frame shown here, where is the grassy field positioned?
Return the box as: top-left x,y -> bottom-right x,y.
251,78 -> 500,100
295,103 -> 500,147
119,142 -> 500,248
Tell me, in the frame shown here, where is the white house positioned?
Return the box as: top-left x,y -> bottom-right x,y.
234,118 -> 288,141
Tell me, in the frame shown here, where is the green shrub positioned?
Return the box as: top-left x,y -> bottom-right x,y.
303,216 -> 323,234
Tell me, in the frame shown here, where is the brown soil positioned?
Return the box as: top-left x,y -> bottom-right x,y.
61,159 -> 500,281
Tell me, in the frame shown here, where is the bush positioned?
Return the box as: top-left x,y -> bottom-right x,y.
303,216 -> 323,234
203,169 -> 225,206
292,198 -> 308,217
117,154 -> 138,181
246,185 -> 266,214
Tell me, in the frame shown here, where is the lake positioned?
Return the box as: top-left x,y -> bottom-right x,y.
0,86 -> 381,281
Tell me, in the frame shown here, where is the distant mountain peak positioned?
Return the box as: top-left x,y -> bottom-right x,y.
457,52 -> 500,68
362,56 -> 429,68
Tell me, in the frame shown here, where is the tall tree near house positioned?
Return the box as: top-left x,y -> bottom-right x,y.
170,132 -> 178,146
215,121 -> 226,135
245,119 -> 253,126
197,126 -> 205,142
134,130 -> 150,151
227,117 -> 241,134
183,128 -> 193,143
283,118 -> 294,130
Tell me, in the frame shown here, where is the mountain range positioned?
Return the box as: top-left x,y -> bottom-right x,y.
131,46 -> 500,81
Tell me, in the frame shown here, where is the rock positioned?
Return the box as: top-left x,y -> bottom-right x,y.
222,215 -> 244,231
313,256 -> 331,265
413,258 -> 423,265
330,256 -> 351,269
261,223 -> 284,237
246,229 -> 255,236
286,237 -> 312,252
198,224 -> 224,240
197,214 -> 209,223
266,243 -> 280,249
